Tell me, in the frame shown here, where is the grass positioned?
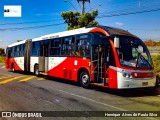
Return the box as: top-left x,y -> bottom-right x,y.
0,56 -> 5,63
151,54 -> 160,75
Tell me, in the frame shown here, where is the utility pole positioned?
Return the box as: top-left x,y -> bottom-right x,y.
77,0 -> 90,14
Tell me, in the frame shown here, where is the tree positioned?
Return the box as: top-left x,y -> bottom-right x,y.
0,48 -> 5,56
144,39 -> 156,46
61,10 -> 99,30
17,40 -> 23,42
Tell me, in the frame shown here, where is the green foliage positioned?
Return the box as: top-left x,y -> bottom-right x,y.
152,54 -> 160,75
61,10 -> 99,30
17,40 -> 23,42
0,56 -> 5,63
0,48 -> 5,55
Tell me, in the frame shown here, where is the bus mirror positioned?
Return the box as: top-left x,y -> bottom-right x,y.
138,45 -> 143,53
114,37 -> 119,48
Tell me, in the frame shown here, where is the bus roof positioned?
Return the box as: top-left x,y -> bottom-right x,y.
7,26 -> 138,47
33,27 -> 95,42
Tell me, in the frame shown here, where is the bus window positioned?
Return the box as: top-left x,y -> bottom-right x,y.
50,48 -> 60,56
16,45 -> 20,57
20,44 -> 25,56
61,37 -> 75,56
51,38 -> 61,47
39,40 -> 50,57
13,46 -> 17,57
75,38 -> 91,57
50,38 -> 61,56
32,42 -> 40,56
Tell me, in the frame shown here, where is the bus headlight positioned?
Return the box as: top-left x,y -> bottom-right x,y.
122,72 -> 133,79
123,73 -> 127,77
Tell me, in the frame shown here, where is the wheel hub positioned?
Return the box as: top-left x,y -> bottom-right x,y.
82,75 -> 89,84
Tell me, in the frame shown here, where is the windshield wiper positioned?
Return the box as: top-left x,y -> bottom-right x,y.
139,53 -> 152,69
135,48 -> 152,69
135,51 -> 152,69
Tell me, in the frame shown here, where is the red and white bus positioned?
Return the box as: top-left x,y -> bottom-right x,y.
5,26 -> 156,89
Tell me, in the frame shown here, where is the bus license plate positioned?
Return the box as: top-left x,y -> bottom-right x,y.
142,82 -> 148,86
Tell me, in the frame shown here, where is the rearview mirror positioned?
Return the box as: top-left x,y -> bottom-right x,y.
114,37 -> 119,48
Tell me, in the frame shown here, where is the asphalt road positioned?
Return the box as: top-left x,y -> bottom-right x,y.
0,63 -> 160,120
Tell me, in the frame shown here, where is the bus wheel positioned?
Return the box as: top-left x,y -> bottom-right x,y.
11,63 -> 15,72
34,64 -> 39,76
79,71 -> 90,88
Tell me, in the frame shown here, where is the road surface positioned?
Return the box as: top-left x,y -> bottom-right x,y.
0,64 -> 160,120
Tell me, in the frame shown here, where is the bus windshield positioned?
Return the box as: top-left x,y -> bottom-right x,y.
117,36 -> 153,68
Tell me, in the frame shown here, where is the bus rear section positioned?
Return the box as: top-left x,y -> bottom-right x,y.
5,40 -> 31,72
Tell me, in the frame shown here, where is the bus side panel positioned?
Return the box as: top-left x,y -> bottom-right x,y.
48,57 -> 91,81
15,57 -> 24,71
30,57 -> 39,73
48,57 -> 67,78
108,67 -> 118,88
8,57 -> 23,71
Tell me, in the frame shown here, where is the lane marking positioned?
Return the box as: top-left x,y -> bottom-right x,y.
0,76 -> 8,80
0,76 -> 26,84
19,76 -> 36,82
0,76 -> 9,80
55,89 -> 158,120
38,78 -> 45,81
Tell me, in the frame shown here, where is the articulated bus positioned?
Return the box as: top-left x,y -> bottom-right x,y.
5,26 -> 156,89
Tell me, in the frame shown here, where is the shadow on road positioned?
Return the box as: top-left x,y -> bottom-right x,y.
8,70 -> 160,97
44,76 -> 160,98
91,86 -> 160,97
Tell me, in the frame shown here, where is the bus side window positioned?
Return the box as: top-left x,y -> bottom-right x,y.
14,46 -> 17,57
17,45 -> 20,57
61,36 -> 75,56
76,39 -> 90,57
32,42 -> 40,56
50,38 -> 61,56
10,47 -> 14,57
108,46 -> 116,66
20,44 -> 25,56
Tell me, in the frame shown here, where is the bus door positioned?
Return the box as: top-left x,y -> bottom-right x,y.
24,39 -> 32,72
91,45 -> 107,84
39,40 -> 50,73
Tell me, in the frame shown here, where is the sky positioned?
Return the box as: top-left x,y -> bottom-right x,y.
0,0 -> 160,48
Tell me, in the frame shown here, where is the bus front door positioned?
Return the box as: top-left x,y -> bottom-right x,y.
91,45 -> 110,86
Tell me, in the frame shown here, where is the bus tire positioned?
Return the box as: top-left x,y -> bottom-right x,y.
34,64 -> 39,76
11,63 -> 15,72
79,71 -> 90,88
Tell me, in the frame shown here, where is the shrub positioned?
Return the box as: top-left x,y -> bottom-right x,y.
0,56 -> 5,63
152,54 -> 160,75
